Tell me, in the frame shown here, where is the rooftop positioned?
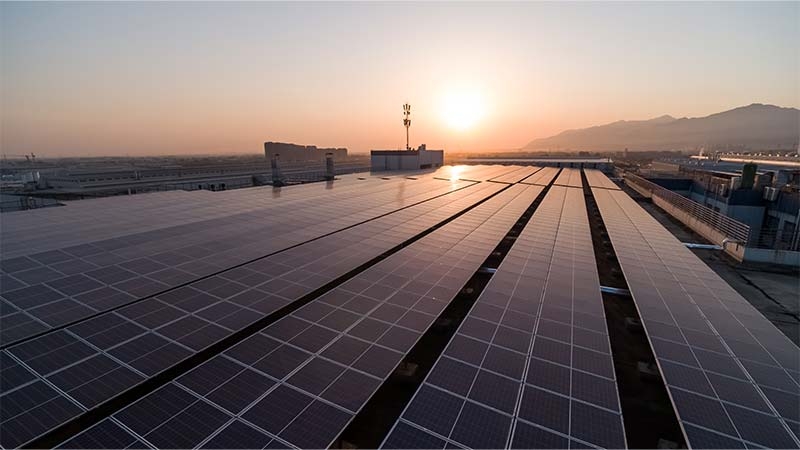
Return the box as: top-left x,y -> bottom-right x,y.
1,165 -> 798,449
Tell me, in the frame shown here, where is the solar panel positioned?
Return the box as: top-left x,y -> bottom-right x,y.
553,168 -> 583,188
584,169 -> 620,190
55,419 -> 146,449
489,167 -> 542,184
52,184 -> 543,449
1,176 -> 476,345
2,181 -> 509,448
384,183 -> 626,449
432,165 -> 535,183
520,167 -> 560,186
592,188 -> 800,449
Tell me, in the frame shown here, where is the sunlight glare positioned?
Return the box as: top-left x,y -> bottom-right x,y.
449,165 -> 465,182
441,90 -> 484,131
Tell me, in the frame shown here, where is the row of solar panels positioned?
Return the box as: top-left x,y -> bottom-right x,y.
0,164 -> 571,346
1,176 -> 476,344
385,185 -> 625,449
593,188 -> 800,449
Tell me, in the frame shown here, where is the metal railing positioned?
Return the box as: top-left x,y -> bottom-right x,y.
624,172 -> 752,245
752,227 -> 800,252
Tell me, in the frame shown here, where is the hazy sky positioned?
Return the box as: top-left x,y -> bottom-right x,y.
2,2 -> 798,156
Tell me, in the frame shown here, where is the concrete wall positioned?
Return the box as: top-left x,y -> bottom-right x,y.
738,246 -> 800,266
627,181 -> 653,198
419,150 -> 443,169
371,149 -> 443,171
371,152 -> 420,171
726,204 -> 766,235
264,142 -> 347,162
651,178 -> 693,193
652,195 -> 730,247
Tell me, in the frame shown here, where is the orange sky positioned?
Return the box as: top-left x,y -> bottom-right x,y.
1,3 -> 798,157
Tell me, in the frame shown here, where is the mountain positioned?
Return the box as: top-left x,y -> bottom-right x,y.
523,104 -> 800,151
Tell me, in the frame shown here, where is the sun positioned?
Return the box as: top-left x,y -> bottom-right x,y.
441,90 -> 484,131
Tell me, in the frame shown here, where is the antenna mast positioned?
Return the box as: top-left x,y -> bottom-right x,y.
403,103 -> 411,151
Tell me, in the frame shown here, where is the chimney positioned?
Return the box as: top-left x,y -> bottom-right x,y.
325,153 -> 335,181
271,153 -> 284,187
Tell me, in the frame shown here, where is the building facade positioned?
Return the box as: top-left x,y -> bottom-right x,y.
370,145 -> 444,171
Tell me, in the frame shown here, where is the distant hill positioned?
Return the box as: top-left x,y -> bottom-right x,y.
523,104 -> 800,151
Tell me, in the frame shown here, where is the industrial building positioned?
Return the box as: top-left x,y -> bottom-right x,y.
0,155 -> 370,201
370,144 -> 444,171
635,157 -> 799,265
1,165 -> 798,450
264,142 -> 348,162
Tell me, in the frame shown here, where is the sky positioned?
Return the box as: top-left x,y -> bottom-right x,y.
1,2 -> 798,157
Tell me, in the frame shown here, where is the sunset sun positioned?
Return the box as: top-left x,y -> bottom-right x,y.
441,90 -> 485,131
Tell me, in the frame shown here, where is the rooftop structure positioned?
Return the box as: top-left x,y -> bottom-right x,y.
635,157 -> 800,265
263,142 -> 348,162
371,144 -> 444,171
0,155 -> 370,201
0,165 -> 798,449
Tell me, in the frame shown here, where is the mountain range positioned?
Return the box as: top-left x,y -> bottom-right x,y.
523,103 -> 799,152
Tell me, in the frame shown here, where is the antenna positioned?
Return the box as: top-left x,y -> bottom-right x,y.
403,103 -> 411,151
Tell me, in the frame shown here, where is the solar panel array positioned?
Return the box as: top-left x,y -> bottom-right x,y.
584,170 -> 620,190
432,165 -> 527,182
553,168 -> 583,188
593,188 -> 800,449
53,184 -> 543,449
520,167 -> 559,186
489,167 -> 542,184
1,177 -> 476,345
1,175 -> 433,257
1,178 -> 510,448
384,182 -> 625,449
2,164 -> 797,450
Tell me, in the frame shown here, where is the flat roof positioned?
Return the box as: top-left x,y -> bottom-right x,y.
1,165 -> 796,449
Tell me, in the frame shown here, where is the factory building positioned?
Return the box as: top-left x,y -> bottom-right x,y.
370,144 -> 444,171
263,142 -> 347,162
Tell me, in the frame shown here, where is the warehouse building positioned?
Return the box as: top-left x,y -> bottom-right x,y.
370,144 -> 444,171
264,142 -> 348,162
